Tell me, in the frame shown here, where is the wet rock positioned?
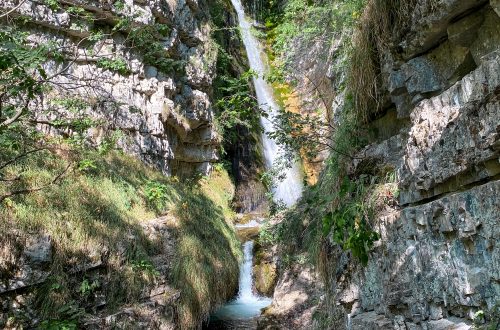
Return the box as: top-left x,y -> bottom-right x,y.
253,256 -> 277,296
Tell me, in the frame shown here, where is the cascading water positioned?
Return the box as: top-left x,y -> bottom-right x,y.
208,240 -> 271,323
206,2 -> 305,328
231,0 -> 303,206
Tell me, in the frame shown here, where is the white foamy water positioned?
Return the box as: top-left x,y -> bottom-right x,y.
231,0 -> 303,206
210,241 -> 271,320
235,220 -> 261,228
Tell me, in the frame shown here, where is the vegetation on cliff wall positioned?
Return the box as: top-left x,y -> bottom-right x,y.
249,0 -> 385,267
210,0 -> 264,162
257,0 -> 443,267
258,0 -> 500,328
0,0 -> 242,328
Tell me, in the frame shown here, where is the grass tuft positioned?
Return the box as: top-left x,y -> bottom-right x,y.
0,148 -> 241,328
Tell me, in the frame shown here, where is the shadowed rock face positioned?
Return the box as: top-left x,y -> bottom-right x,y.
251,0 -> 500,329
1,0 -> 221,177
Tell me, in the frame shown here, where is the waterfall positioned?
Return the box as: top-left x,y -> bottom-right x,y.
231,0 -> 303,206
209,240 -> 271,321
238,241 -> 259,302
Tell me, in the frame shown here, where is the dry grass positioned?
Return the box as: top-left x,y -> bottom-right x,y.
348,0 -> 420,123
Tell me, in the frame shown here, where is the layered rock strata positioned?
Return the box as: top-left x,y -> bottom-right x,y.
1,0 -> 220,175
261,0 -> 500,329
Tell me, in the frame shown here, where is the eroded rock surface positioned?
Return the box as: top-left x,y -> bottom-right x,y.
260,0 -> 500,329
1,0 -> 220,176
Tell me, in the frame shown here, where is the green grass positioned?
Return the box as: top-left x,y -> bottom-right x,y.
0,147 -> 241,329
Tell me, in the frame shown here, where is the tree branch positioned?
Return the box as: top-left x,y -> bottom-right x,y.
0,0 -> 29,19
0,147 -> 48,171
0,105 -> 25,129
0,163 -> 71,203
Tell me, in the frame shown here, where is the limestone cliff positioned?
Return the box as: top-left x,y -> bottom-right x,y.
1,0 -> 220,176
0,1 -> 244,329
257,0 -> 500,329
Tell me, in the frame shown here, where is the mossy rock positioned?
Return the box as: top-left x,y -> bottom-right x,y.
253,262 -> 277,296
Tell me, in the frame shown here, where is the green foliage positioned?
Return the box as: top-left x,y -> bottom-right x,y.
40,319 -> 77,330
96,57 -> 130,75
264,0 -> 366,70
113,17 -> 133,32
127,24 -> 179,74
273,100 -> 379,266
43,0 -> 61,11
78,279 -> 99,297
113,1 -> 126,11
472,304 -> 500,330
211,28 -> 265,174
50,97 -> 89,113
322,177 -> 379,265
171,172 -> 241,329
214,69 -> 263,142
1,5 -> 241,329
259,219 -> 278,246
39,302 -> 83,330
1,149 -> 240,329
131,259 -> 160,277
144,180 -> 170,212
268,109 -> 328,161
77,159 -> 97,172
66,6 -> 86,16
0,27 -> 50,120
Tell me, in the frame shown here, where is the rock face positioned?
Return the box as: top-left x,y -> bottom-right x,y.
0,216 -> 179,329
260,0 -> 500,329
1,0 -> 221,176
348,4 -> 500,328
258,263 -> 323,329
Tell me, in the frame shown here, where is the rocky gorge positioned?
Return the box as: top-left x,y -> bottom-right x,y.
1,0 -> 221,176
245,0 -> 500,329
0,0 -> 499,329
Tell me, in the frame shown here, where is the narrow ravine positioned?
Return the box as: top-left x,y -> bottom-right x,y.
231,0 -> 303,206
204,1 -> 307,327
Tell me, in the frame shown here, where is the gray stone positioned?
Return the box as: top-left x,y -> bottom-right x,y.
264,2 -> 500,330
427,317 -> 471,330
403,57 -> 444,95
24,235 -> 52,266
0,0 -> 221,177
399,55 -> 500,205
447,10 -> 485,47
144,65 -> 158,78
470,9 -> 500,64
429,304 -> 443,320
399,0 -> 489,59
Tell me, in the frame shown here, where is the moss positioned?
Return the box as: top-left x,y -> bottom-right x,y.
253,262 -> 277,296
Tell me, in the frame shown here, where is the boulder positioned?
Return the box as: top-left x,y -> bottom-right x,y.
24,235 -> 52,266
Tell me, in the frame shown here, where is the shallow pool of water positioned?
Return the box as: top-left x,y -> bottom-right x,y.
205,241 -> 272,329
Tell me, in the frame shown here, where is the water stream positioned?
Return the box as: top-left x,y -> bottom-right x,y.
206,1 -> 305,327
210,241 -> 272,321
231,0 -> 303,206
